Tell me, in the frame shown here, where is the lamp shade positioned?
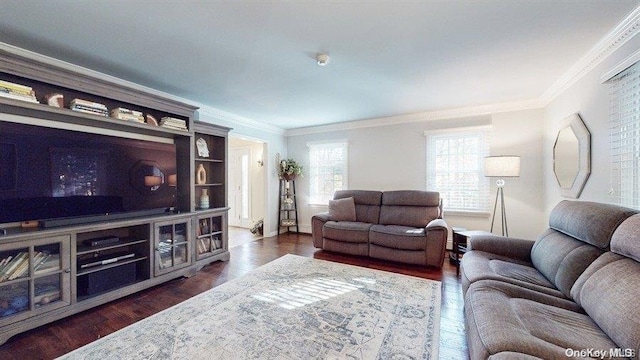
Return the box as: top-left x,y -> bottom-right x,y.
484,156 -> 520,177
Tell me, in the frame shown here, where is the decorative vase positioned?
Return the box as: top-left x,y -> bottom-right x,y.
283,173 -> 295,181
199,189 -> 210,209
196,164 -> 206,185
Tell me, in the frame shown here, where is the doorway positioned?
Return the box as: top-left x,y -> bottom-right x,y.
228,136 -> 267,248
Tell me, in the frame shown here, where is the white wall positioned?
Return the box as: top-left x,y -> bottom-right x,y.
543,35 -> 640,217
287,108 -> 545,240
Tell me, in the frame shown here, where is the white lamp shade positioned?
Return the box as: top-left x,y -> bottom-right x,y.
484,156 -> 520,177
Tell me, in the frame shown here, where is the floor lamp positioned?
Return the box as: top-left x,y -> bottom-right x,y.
484,156 -> 520,237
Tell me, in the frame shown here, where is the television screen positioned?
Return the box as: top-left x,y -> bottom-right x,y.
0,121 -> 177,226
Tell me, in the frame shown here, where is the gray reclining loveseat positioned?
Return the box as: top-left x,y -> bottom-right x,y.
311,190 -> 449,268
461,200 -> 640,359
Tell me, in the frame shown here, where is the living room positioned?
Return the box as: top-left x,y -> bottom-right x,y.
1,2 -> 640,359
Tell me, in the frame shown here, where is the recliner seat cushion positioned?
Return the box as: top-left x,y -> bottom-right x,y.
369,225 -> 426,250
322,221 -> 372,243
465,280 -> 617,359
461,250 -> 563,298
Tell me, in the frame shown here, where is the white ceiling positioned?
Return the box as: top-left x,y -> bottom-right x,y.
1,1 -> 638,130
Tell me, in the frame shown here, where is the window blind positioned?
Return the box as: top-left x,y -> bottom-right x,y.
609,61 -> 640,209
308,140 -> 348,205
425,127 -> 491,213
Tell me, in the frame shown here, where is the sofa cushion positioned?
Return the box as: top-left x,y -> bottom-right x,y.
322,221 -> 372,243
465,280 -> 616,360
548,200 -> 636,249
334,190 -> 382,224
610,213 -> 640,262
328,197 -> 356,222
530,229 -> 603,298
461,250 -> 563,298
571,253 -> 640,354
369,225 -> 426,250
379,190 -> 440,228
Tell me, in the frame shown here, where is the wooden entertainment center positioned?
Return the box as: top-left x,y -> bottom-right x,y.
0,49 -> 230,344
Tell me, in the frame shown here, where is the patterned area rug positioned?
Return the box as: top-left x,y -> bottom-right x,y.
58,254 -> 441,359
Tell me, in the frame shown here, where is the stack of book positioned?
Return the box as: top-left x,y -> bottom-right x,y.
0,251 -> 56,282
197,238 -> 210,254
0,80 -> 38,103
160,116 -> 188,131
110,107 -> 144,123
70,98 -> 108,117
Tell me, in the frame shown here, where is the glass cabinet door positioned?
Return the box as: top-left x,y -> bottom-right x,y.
154,219 -> 191,276
195,213 -> 226,260
0,235 -> 70,326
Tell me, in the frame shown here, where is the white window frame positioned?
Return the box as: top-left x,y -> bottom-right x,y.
607,60 -> 640,209
425,126 -> 492,215
308,140 -> 348,205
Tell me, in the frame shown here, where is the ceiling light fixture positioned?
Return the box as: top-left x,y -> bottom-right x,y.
316,53 -> 330,66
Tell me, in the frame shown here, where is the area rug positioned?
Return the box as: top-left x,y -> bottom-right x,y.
58,254 -> 441,359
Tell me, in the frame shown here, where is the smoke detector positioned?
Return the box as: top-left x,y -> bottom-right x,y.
316,53 -> 330,66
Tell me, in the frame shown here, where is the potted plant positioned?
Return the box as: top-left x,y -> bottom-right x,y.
278,158 -> 303,180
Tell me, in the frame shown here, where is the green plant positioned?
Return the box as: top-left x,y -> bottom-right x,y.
276,154 -> 302,179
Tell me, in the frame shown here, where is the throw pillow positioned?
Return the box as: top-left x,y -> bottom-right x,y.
328,197 -> 356,222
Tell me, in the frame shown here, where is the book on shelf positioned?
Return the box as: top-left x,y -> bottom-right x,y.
35,254 -> 60,275
197,238 -> 209,254
71,105 -> 109,117
0,80 -> 33,94
160,117 -> 188,131
0,252 -> 28,282
70,98 -> 108,110
0,255 -> 13,273
0,85 -> 34,97
110,107 -> 145,123
0,89 -> 38,103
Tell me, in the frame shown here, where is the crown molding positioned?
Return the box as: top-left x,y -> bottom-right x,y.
197,105 -> 286,136
289,5 -> 640,137
286,98 -> 543,136
540,5 -> 640,105
3,4 -> 639,138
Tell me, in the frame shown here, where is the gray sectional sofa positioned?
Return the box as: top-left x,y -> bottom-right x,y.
311,190 -> 449,268
461,200 -> 640,359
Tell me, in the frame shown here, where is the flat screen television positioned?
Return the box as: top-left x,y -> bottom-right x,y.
0,120 -> 178,227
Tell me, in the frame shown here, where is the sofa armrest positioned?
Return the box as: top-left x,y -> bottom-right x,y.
468,234 -> 534,262
424,218 -> 449,268
311,212 -> 330,248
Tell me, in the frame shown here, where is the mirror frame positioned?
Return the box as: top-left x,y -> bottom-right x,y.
553,113 -> 591,198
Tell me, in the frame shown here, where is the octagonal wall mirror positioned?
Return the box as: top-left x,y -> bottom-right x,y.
553,113 -> 590,198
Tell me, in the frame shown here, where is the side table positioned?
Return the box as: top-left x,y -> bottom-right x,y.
452,229 -> 492,276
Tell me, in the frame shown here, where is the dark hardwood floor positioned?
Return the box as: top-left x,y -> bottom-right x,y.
0,233 -> 468,360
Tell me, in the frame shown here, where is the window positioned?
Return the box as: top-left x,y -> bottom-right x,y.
425,127 -> 491,214
609,61 -> 640,209
308,140 -> 348,205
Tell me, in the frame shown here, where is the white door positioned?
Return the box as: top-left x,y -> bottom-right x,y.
229,147 -> 251,227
